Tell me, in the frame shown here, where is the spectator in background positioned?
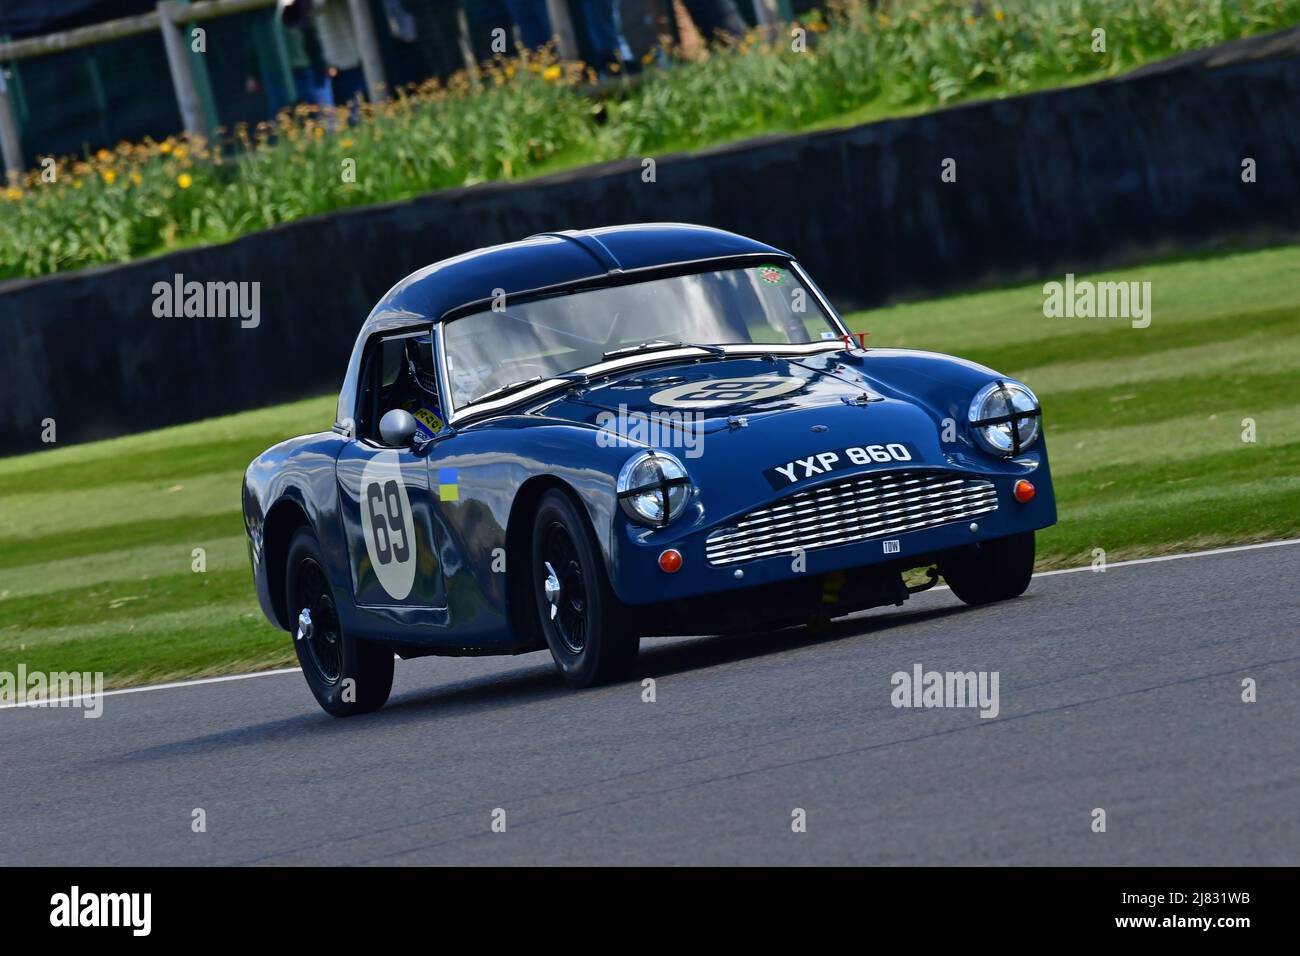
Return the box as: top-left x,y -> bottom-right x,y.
402,0 -> 468,82
465,1 -> 559,56
383,0 -> 418,43
576,0 -> 637,76
467,0 -> 637,75
277,0 -> 334,109
312,0 -> 366,107
504,0 -> 553,49
680,0 -> 748,45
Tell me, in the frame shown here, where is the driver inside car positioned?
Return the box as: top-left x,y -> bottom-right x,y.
401,335 -> 446,440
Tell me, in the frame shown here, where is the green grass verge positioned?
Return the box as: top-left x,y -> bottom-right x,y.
841,244 -> 1300,569
1,245 -> 1297,688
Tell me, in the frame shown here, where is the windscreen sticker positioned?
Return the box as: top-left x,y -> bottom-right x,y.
764,442 -> 921,489
649,376 -> 804,409
756,265 -> 787,285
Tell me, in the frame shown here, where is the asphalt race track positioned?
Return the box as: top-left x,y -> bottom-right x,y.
4,543 -> 1297,866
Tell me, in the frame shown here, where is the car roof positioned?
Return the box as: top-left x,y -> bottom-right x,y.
364,223 -> 792,329
338,223 -> 794,429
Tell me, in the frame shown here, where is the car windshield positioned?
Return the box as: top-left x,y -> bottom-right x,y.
442,263 -> 841,409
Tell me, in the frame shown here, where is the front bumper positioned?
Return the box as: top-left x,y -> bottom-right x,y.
608,451 -> 1056,606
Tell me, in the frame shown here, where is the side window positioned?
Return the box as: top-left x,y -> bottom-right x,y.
375,338 -> 407,418
356,329 -> 442,442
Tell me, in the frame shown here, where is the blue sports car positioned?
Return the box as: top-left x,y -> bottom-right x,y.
243,224 -> 1056,716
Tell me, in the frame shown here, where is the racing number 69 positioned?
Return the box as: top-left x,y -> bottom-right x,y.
365,480 -> 410,566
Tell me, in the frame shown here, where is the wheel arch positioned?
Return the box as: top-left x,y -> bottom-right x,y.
263,498 -> 314,630
504,475 -> 609,653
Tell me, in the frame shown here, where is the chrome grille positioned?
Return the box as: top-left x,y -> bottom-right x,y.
705,470 -> 998,566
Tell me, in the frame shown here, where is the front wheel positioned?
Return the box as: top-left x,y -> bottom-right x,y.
940,531 -> 1035,606
531,489 -> 638,687
286,528 -> 394,716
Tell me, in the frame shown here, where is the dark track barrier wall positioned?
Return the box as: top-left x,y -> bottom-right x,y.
2,30 -> 1299,453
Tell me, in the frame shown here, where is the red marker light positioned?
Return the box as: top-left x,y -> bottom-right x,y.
658,549 -> 683,573
1013,479 -> 1036,503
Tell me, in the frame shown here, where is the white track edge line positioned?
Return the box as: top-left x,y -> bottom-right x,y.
4,537 -> 1298,708
0,666 -> 302,709
915,537 -> 1300,594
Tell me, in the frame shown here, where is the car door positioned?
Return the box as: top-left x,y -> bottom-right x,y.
336,331 -> 446,610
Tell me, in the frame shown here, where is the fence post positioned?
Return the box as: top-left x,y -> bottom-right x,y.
0,66 -> 22,181
157,0 -> 205,139
545,0 -> 579,61
347,0 -> 387,102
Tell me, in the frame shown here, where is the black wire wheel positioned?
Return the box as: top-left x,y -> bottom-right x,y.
541,520 -> 589,655
285,528 -> 394,716
293,555 -> 343,684
531,489 -> 638,687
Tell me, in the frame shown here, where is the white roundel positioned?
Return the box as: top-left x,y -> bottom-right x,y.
649,376 -> 804,409
359,451 -> 417,600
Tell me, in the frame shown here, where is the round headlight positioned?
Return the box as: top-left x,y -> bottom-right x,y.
967,381 -> 1041,456
617,451 -> 692,527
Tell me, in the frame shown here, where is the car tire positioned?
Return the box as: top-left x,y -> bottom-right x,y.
940,531 -> 1036,606
286,527 -> 394,716
531,489 -> 638,687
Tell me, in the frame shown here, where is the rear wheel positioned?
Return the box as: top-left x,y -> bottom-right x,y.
286,528 -> 393,716
940,531 -> 1036,606
531,489 -> 638,687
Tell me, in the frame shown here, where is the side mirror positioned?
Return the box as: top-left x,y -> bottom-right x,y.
378,408 -> 418,448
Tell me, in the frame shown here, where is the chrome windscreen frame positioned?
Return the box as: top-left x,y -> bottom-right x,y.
436,256 -> 853,427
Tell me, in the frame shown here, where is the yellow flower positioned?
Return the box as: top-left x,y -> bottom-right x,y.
160,141 -> 173,154
994,8 -> 1005,21
340,138 -> 353,148
542,64 -> 562,81
73,179 -> 83,189
96,148 -> 112,162
177,173 -> 193,189
131,172 -> 143,186
101,169 -> 117,184
173,145 -> 187,159
4,186 -> 21,201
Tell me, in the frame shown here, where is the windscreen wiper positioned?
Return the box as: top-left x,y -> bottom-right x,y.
470,376 -> 546,405
469,371 -> 592,407
602,341 -> 727,360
